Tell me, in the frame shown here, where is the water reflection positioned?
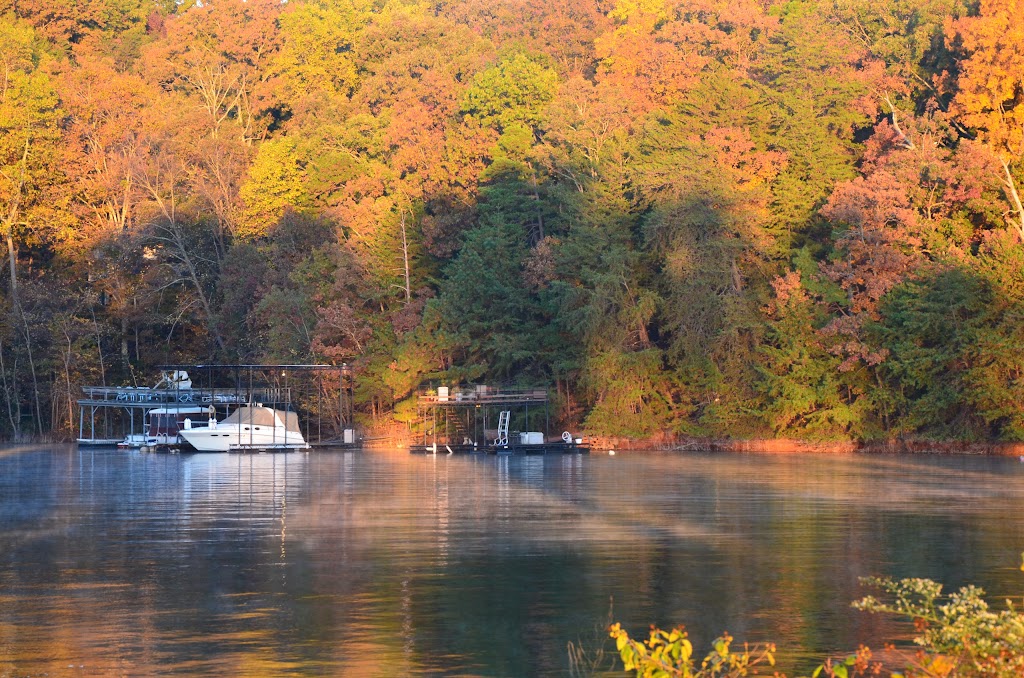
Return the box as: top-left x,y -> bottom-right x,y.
1,447 -> 1023,675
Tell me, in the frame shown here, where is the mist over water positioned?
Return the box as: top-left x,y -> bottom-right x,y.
2,447 -> 1024,676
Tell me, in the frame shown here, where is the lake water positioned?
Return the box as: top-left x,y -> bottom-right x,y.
2,446 -> 1024,676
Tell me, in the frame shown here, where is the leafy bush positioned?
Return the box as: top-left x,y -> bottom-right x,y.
851,575 -> 1024,678
603,563 -> 1024,678
608,623 -> 777,677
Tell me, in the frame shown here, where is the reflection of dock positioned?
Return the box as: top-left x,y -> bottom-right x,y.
410,386 -> 588,455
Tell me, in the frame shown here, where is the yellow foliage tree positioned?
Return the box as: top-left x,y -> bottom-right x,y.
237,136 -> 309,240
0,16 -> 60,300
948,0 -> 1024,241
272,0 -> 371,109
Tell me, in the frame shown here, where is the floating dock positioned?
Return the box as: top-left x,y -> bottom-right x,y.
409,441 -> 589,455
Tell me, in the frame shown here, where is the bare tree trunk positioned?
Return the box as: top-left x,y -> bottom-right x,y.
2,139 -> 29,303
0,332 -> 18,436
399,210 -> 411,303
528,163 -> 544,244
18,309 -> 43,437
883,94 -> 915,150
137,157 -> 228,354
91,307 -> 106,386
120,316 -> 129,363
157,223 -> 227,354
4,233 -> 16,300
999,158 -> 1024,243
59,322 -> 75,440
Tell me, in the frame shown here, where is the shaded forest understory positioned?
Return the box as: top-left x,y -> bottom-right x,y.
2,0 -> 1024,442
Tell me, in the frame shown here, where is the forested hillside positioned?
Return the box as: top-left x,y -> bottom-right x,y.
1,0 -> 1023,441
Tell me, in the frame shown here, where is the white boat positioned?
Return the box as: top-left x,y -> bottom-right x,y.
178,406 -> 308,452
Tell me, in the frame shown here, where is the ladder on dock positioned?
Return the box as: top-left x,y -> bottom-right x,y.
494,410 -> 510,446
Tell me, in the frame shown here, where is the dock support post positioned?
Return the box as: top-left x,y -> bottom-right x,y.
545,399 -> 549,441
342,372 -> 350,430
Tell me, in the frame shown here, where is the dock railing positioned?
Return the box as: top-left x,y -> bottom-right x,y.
77,386 -> 284,408
417,386 -> 548,406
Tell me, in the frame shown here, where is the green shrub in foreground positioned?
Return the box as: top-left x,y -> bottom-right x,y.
850,575 -> 1024,677
604,561 -> 1024,678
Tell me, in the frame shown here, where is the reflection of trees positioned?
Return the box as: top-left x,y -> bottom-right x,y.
3,450 -> 1024,675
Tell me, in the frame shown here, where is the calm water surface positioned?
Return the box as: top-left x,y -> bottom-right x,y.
2,446 -> 1024,676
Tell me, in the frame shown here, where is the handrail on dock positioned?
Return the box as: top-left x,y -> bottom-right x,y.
77,386 -> 286,408
417,386 -> 548,405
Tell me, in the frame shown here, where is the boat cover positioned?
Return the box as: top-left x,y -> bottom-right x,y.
220,406 -> 301,433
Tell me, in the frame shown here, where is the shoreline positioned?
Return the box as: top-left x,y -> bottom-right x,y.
7,437 -> 1024,457
585,436 -> 1024,456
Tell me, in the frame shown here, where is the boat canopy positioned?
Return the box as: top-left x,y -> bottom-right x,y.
221,406 -> 300,433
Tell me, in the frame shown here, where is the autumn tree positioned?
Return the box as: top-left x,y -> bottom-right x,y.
0,16 -> 60,301
236,136 -> 309,240
947,0 -> 1024,241
442,0 -> 608,76
141,0 -> 282,144
270,0 -> 369,117
7,0 -> 1024,442
60,58 -> 153,249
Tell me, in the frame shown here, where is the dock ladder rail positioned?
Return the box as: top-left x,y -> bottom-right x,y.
494,410 -> 510,446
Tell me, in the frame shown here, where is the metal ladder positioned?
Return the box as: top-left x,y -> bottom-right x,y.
494,410 -> 510,446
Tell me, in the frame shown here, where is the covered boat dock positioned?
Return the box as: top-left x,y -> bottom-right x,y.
76,364 -> 355,450
410,385 -> 588,455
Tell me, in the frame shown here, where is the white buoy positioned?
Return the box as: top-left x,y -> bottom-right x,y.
608,449 -> 616,456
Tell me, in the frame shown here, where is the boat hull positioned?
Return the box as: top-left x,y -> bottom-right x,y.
180,426 -> 309,452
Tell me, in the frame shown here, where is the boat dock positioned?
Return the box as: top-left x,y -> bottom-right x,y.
76,364 -> 356,451
409,385 -> 588,455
